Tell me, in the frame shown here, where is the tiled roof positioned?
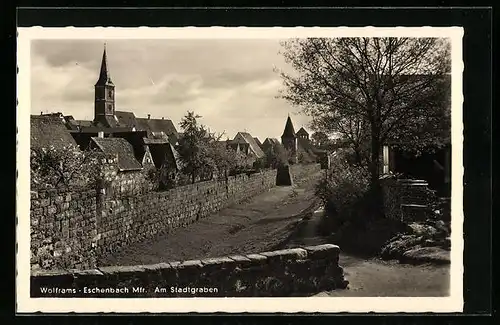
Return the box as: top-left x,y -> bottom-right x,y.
262,138 -> 281,150
115,111 -> 139,128
75,120 -> 93,128
136,117 -> 178,144
232,132 -> 265,158
94,115 -> 120,128
31,115 -> 78,149
148,142 -> 182,171
296,127 -> 309,137
253,137 -> 262,148
90,137 -> 142,171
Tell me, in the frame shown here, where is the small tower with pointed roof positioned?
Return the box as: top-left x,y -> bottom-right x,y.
281,115 -> 297,163
94,44 -> 116,127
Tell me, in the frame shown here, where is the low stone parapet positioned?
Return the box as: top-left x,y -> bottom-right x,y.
31,244 -> 348,297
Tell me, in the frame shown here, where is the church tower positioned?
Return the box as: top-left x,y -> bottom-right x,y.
94,44 -> 116,127
281,115 -> 297,163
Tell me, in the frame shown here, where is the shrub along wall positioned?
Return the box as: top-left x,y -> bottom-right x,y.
31,164 -> 321,271
30,244 -> 348,297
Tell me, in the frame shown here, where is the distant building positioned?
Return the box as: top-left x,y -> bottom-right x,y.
228,132 -> 265,159
253,137 -> 263,149
261,138 -> 282,154
281,115 -> 298,163
88,136 -> 145,172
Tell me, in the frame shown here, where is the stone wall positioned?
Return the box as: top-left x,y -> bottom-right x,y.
30,244 -> 348,297
30,188 -> 99,270
31,164 -> 321,271
380,176 -> 437,222
100,155 -> 155,197
96,169 -> 278,258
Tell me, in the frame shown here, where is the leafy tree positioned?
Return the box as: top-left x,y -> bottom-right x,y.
178,111 -> 253,183
298,150 -> 316,164
177,111 -> 214,184
278,37 -> 451,217
30,144 -> 103,189
263,144 -> 292,169
311,131 -> 329,148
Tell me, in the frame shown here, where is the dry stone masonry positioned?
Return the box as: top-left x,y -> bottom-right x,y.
31,164 -> 321,271
31,244 -> 348,297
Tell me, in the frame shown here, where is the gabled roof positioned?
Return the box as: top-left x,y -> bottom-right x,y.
296,127 -> 309,137
232,132 -> 265,158
263,138 -> 281,146
262,137 -> 285,154
148,142 -> 182,171
115,111 -> 139,128
282,116 -> 296,138
90,137 -> 142,171
136,117 -> 178,144
31,115 -> 78,149
94,115 -> 120,128
253,137 -> 262,148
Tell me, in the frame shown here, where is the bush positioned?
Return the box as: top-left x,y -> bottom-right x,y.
30,144 -> 103,190
315,149 -> 370,229
297,150 -> 317,164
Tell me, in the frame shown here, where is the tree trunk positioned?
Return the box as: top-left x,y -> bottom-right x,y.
369,110 -> 384,219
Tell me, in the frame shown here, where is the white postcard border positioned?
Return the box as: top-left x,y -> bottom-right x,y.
16,26 -> 464,313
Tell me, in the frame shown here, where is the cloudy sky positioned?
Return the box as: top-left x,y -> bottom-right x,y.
31,39 -> 312,141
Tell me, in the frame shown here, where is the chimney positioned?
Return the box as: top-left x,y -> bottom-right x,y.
162,117 -> 164,120
98,131 -> 104,138
40,111 -> 42,115
147,114 -> 151,120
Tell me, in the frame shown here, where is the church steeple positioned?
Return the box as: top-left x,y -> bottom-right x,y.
94,44 -> 116,127
95,43 -> 114,86
281,114 -> 298,163
282,115 -> 296,138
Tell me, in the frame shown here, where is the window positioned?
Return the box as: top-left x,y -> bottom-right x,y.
108,90 -> 113,99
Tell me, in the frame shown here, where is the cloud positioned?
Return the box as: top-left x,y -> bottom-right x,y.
30,39 -> 310,140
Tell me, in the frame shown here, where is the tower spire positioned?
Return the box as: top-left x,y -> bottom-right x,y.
95,43 -> 113,86
282,115 -> 296,138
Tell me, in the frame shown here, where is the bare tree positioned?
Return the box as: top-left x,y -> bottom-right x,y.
278,37 -> 451,216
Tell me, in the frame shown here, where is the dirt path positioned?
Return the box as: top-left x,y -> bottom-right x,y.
99,171 -> 323,266
317,255 -> 449,296
281,207 -> 450,297
100,170 -> 450,297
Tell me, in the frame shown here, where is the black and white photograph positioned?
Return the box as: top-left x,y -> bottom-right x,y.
17,27 -> 464,313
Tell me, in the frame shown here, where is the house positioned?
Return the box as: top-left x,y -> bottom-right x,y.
31,114 -> 78,150
253,137 -> 263,149
280,116 -> 318,163
145,138 -> 183,188
229,132 -> 265,159
135,115 -> 179,145
88,136 -> 144,172
381,74 -> 452,197
262,138 -> 282,154
382,141 -> 451,197
261,138 -> 287,168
